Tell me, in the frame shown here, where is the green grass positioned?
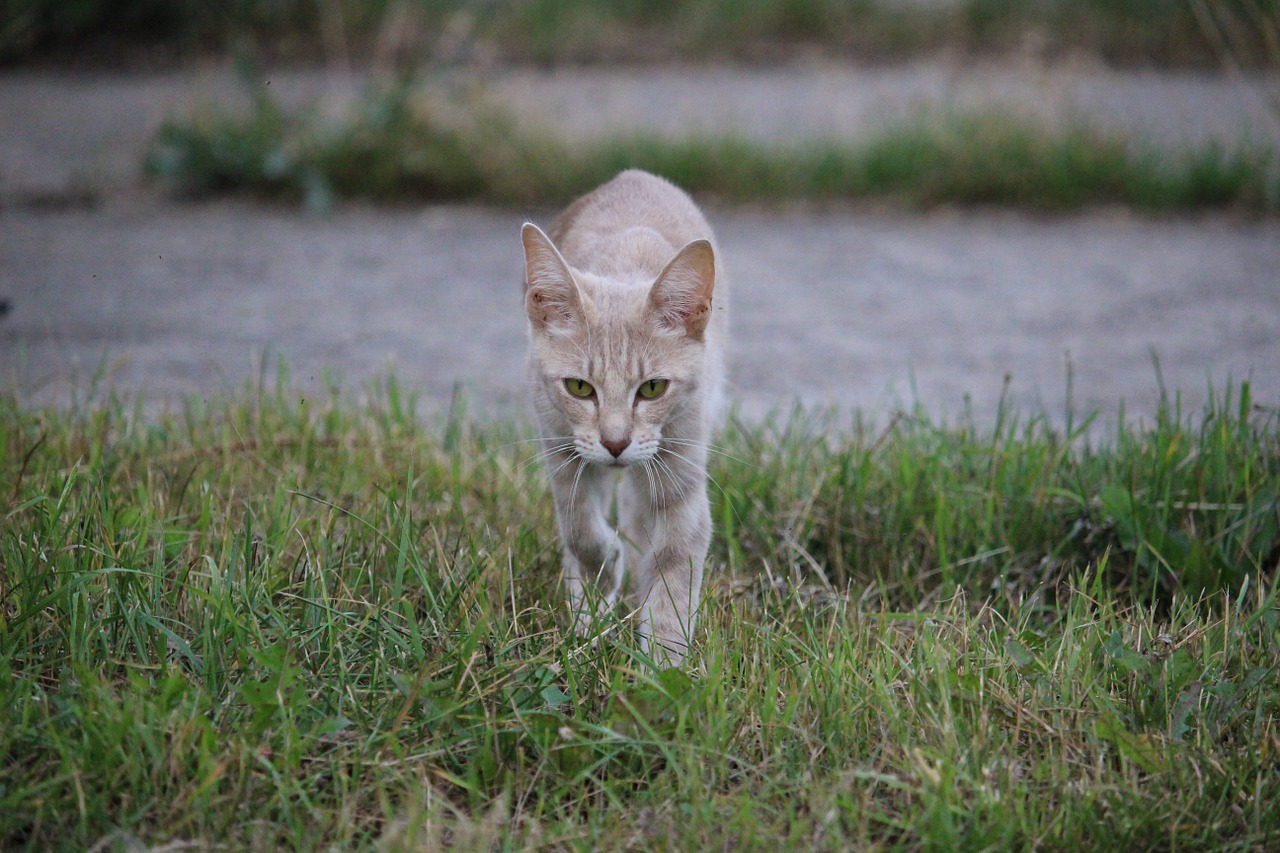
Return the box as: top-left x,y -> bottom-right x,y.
145,72 -> 1279,214
2,372 -> 1278,849
5,0 -> 1278,68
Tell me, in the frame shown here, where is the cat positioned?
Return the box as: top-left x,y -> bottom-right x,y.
521,169 -> 727,667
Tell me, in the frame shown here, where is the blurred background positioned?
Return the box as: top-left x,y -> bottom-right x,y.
5,0 -> 1279,69
1,0 -> 1278,428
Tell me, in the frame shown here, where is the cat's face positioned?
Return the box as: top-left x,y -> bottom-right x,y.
522,224 -> 714,468
530,296 -> 703,468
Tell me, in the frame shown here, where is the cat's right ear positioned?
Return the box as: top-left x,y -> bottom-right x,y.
522,223 -> 581,334
648,239 -> 715,341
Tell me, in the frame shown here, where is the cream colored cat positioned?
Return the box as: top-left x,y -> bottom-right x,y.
521,169 -> 727,666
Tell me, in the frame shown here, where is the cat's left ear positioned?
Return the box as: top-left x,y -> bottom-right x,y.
649,239 -> 715,341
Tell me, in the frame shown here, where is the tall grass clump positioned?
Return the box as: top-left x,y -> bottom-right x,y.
716,385 -> 1278,607
2,372 -> 1277,849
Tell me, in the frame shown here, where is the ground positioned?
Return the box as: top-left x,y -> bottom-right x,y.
1,61 -> 1278,429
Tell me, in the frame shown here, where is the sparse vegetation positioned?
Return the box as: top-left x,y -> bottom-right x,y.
2,373 -> 1277,849
145,70 -> 1279,213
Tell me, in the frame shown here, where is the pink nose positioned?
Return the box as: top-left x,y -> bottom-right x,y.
601,438 -> 630,458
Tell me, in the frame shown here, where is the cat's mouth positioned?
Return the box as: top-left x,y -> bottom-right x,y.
587,451 -> 634,469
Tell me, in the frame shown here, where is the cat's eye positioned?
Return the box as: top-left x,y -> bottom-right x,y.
636,379 -> 668,400
564,378 -> 595,398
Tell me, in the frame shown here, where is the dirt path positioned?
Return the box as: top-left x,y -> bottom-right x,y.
2,64 -> 1278,430
488,62 -> 1280,151
5,198 -> 1276,429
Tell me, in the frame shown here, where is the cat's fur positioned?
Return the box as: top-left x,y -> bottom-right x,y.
521,170 -> 727,666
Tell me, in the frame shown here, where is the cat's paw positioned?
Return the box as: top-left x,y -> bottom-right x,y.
638,610 -> 693,668
641,634 -> 689,669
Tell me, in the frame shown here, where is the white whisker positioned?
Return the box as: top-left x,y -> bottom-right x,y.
525,443 -> 577,474
546,448 -> 583,485
660,444 -> 730,509
650,451 -> 687,505
650,460 -> 670,508
640,458 -> 659,510
660,436 -> 757,468
566,456 -> 586,531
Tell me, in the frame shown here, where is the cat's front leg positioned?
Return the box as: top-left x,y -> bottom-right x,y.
633,481 -> 711,667
551,463 -> 625,633
560,531 -> 623,630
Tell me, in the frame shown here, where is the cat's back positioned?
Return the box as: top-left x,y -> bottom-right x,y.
549,170 -> 719,281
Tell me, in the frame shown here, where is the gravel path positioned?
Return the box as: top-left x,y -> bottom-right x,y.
488,62 -> 1280,151
5,199 -> 1277,429
2,63 -> 1278,430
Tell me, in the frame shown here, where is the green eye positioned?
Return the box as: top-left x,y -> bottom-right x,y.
637,379 -> 668,400
564,378 -> 595,398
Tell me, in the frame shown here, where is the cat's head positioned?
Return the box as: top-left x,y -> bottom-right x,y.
521,222 -> 714,468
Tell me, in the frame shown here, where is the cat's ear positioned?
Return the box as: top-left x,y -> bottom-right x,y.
648,239 -> 715,340
522,223 -> 582,334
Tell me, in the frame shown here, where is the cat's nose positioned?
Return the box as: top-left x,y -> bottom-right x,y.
601,438 -> 630,458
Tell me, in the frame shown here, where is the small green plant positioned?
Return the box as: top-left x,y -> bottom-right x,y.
1,372 -> 1277,848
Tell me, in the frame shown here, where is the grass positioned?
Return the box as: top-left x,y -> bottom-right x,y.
2,371 -> 1278,849
144,70 -> 1279,214
5,0 -> 1278,69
